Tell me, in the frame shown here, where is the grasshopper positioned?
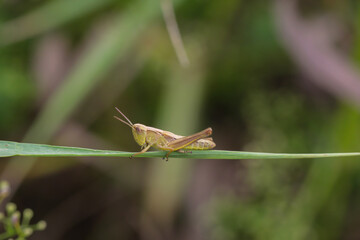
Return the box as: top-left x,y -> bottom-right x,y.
114,107 -> 216,160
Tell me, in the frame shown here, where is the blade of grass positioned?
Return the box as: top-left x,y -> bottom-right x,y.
1,141 -> 360,159
0,0 -> 114,46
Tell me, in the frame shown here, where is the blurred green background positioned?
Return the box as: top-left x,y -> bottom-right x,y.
1,0 -> 360,239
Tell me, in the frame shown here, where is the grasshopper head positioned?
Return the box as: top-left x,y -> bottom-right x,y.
132,124 -> 147,146
114,108 -> 147,147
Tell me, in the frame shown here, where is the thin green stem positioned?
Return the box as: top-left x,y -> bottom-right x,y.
1,141 -> 360,160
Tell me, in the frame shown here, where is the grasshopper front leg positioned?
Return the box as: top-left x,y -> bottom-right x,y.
132,144 -> 174,161
131,144 -> 152,158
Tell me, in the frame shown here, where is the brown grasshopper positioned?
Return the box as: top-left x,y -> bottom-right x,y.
114,107 -> 216,160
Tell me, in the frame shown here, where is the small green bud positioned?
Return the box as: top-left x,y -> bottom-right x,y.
35,221 -> 47,230
0,181 -> 10,197
23,227 -> 33,237
6,202 -> 17,215
23,209 -> 33,220
22,208 -> 33,226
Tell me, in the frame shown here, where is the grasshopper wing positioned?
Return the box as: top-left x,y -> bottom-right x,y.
167,128 -> 212,150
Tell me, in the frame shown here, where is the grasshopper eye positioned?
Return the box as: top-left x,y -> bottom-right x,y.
133,124 -> 146,134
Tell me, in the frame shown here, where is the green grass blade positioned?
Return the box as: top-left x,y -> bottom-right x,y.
0,0 -> 113,45
1,141 -> 360,159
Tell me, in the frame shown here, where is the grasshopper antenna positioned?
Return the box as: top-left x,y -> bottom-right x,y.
114,107 -> 133,127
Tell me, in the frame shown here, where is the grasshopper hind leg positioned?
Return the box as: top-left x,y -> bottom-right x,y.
162,148 -> 192,161
163,150 -> 173,161
162,148 -> 176,161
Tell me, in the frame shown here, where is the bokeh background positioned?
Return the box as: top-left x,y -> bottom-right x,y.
1,0 -> 360,239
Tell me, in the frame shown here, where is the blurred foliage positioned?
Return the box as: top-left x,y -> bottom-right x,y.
0,0 -> 360,239
0,58 -> 34,138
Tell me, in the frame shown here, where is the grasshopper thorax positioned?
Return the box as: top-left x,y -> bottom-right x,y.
132,124 -> 147,146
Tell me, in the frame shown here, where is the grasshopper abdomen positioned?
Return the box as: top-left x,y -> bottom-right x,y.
183,138 -> 216,150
